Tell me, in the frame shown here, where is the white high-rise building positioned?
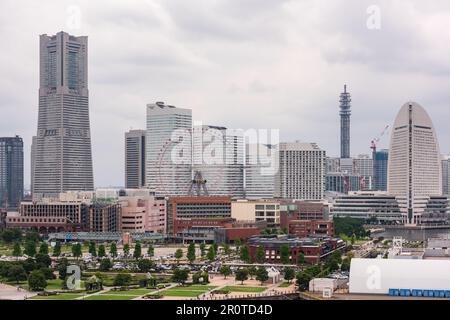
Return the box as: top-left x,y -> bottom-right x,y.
275,142 -> 325,200
387,102 -> 442,225
244,143 -> 278,199
146,102 -> 192,196
353,154 -> 373,190
441,156 -> 450,195
192,125 -> 244,197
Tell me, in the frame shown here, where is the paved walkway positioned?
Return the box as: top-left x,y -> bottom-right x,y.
0,283 -> 36,300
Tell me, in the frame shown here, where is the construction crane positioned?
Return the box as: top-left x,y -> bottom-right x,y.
370,125 -> 390,154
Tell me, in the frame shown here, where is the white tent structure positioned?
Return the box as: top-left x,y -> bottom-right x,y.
349,258 -> 450,294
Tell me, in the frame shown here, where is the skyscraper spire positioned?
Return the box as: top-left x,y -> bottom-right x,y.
339,84 -> 351,159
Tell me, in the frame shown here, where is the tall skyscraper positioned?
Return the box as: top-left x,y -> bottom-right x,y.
125,130 -> 146,189
275,142 -> 325,200
192,125 -> 244,197
339,85 -> 351,159
30,136 -> 37,195
146,102 -> 192,196
373,149 -> 389,191
441,156 -> 450,195
0,136 -> 24,210
244,143 -> 277,199
353,154 -> 373,190
33,31 -> 94,198
387,102 -> 442,225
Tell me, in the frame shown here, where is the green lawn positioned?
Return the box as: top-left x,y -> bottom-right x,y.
0,244 -> 13,256
82,294 -> 137,301
106,289 -> 155,296
278,282 -> 292,288
172,285 -> 216,291
222,286 -> 267,293
160,285 -> 217,298
28,294 -> 85,300
160,290 -> 207,297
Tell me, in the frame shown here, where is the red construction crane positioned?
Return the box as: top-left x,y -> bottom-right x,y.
370,125 -> 390,153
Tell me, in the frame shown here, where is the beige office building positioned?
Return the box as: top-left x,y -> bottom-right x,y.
231,199 -> 280,228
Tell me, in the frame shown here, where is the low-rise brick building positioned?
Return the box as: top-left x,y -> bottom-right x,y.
288,220 -> 334,238
247,235 -> 345,265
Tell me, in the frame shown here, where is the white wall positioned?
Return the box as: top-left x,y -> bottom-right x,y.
349,258 -> 450,294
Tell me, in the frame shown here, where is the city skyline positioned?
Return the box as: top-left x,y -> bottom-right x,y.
3,1 -> 450,188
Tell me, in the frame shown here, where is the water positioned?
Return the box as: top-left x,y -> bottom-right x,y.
373,228 -> 450,242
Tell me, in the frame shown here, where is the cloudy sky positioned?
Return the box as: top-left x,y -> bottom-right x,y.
2,0 -> 450,189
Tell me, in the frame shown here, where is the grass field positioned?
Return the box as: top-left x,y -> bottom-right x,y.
83,294 -> 137,301
160,285 -> 217,297
0,244 -> 13,256
222,286 -> 267,293
279,282 -> 293,288
28,293 -> 85,300
106,289 -> 155,295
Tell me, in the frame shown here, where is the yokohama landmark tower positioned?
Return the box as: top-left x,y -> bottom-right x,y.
33,32 -> 94,197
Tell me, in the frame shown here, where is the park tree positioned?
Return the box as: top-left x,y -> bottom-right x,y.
99,258 -> 113,272
248,266 -> 257,280
341,257 -> 351,272
133,242 -> 142,260
123,243 -> 130,257
52,242 -> 61,257
296,271 -> 312,291
137,259 -> 155,273
110,242 -> 118,258
207,245 -> 216,262
0,229 -> 22,243
240,245 -> 251,263
35,253 -> 52,269
297,252 -> 306,265
88,241 -> 97,257
138,259 -> 155,273
22,258 -> 37,274
25,231 -> 41,243
72,243 -> 82,260
39,267 -> 55,280
175,248 -> 183,264
39,242 -> 49,255
28,270 -> 47,291
147,245 -> 154,257
235,268 -> 249,285
332,250 -> 343,265
187,243 -> 196,263
280,244 -> 290,264
255,267 -> 269,285
98,245 -> 106,258
219,265 -> 232,279
235,239 -> 242,255
113,272 -> 132,287
172,268 -> 189,285
192,271 -> 209,284
24,240 -> 37,257
57,258 -> 69,280
223,244 -> 231,256
200,243 -> 206,257
7,264 -> 27,283
12,242 -> 22,257
283,267 -> 295,283
213,243 -> 218,254
255,245 -> 265,263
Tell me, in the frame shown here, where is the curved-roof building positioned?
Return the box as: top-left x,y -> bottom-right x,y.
387,102 -> 442,225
